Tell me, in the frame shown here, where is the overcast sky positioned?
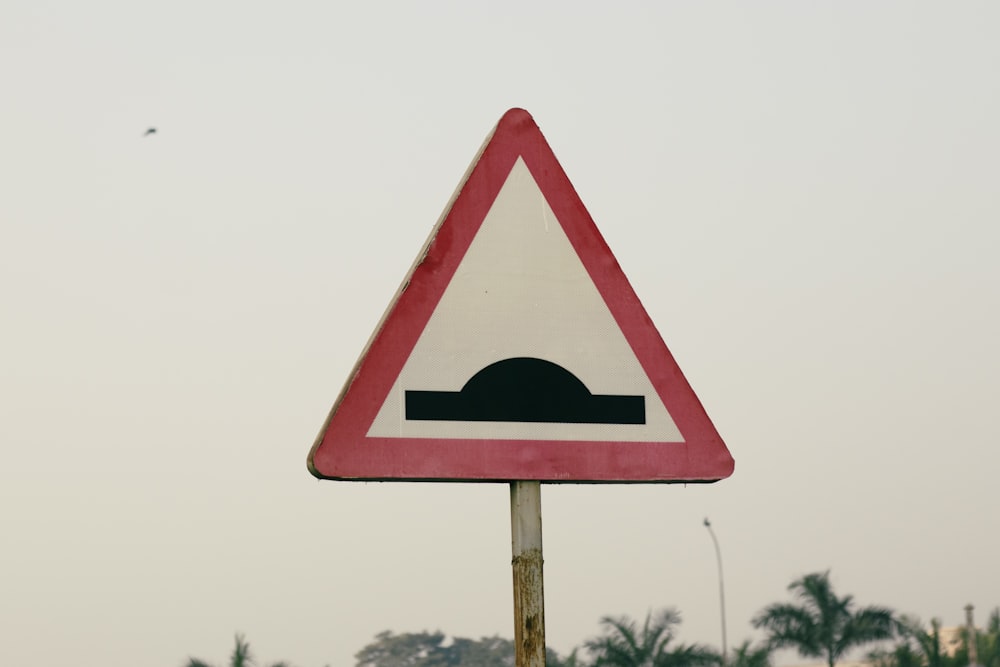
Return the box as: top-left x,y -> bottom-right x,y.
2,2 -> 998,667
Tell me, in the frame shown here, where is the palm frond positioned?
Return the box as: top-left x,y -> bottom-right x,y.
752,603 -> 822,657
230,634 -> 253,667
657,643 -> 722,667
835,606 -> 896,659
729,639 -> 771,667
586,608 -> 685,667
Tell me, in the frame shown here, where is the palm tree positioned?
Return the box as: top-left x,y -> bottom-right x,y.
982,608 -> 1000,667
868,643 -> 925,667
752,571 -> 895,667
868,616 -> 952,667
899,616 -> 949,667
728,640 -> 771,667
584,608 -> 720,667
185,634 -> 290,667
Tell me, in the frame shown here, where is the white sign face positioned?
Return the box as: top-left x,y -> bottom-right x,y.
367,158 -> 683,443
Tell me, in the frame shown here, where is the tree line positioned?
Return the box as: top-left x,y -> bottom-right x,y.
184,571 -> 999,667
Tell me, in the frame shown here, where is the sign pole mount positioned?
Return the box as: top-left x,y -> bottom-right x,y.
510,480 -> 546,667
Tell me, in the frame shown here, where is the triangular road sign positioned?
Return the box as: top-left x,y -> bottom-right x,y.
308,109 -> 733,482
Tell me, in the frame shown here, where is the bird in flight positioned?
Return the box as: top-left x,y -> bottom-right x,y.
143,127 -> 157,137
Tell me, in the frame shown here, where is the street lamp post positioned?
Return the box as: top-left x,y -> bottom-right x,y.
704,518 -> 728,666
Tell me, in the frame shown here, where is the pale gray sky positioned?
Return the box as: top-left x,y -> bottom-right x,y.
2,2 -> 998,667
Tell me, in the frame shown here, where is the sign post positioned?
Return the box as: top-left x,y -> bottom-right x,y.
511,481 -> 545,667
308,109 -> 734,666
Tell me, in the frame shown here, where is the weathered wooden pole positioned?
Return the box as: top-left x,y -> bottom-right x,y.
510,481 -> 546,667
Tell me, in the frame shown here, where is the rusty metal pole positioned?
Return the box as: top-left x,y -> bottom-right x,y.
510,481 -> 546,667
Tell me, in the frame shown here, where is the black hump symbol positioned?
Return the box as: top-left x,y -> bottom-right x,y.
404,357 -> 645,424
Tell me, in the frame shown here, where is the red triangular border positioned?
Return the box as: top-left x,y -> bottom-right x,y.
308,109 -> 733,482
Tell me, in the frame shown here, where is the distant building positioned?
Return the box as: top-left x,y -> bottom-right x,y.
938,625 -> 967,658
